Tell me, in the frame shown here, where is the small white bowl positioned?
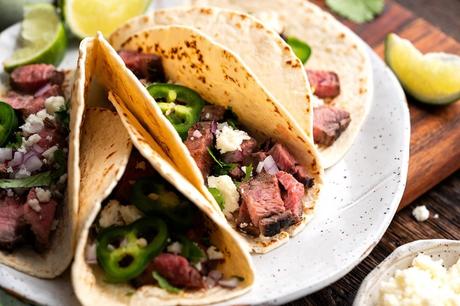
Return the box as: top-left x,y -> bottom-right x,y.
353,239 -> 460,306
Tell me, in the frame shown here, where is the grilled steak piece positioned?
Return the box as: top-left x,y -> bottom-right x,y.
306,69 -> 340,99
118,50 -> 164,82
10,64 -> 64,94
313,105 -> 351,146
185,122 -> 214,178
292,165 -> 314,188
200,105 -> 226,122
239,173 -> 286,235
228,166 -> 244,180
268,143 -> 296,173
0,197 -> 25,250
223,138 -> 258,164
276,171 -> 305,222
155,253 -> 203,288
259,211 -> 295,237
23,189 -> 57,250
236,200 -> 260,236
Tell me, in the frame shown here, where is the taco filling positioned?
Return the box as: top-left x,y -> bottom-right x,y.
0,64 -> 68,252
118,51 -> 315,238
86,149 -> 242,291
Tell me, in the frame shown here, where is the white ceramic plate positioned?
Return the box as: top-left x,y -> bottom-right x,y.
354,239 -> 460,306
0,2 -> 410,305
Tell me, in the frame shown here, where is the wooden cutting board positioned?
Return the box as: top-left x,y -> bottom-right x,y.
311,0 -> 460,210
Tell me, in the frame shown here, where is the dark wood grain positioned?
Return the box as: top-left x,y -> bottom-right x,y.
311,0 -> 460,210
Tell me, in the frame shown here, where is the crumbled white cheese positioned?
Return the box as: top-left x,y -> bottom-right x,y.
99,200 -> 125,228
215,122 -> 250,154
6,167 -> 13,173
207,246 -> 224,260
167,242 -> 183,254
35,188 -> 51,203
42,145 -> 58,162
135,161 -> 146,170
252,11 -> 284,33
412,205 -> 430,222
311,95 -> 325,107
192,129 -> 202,138
194,262 -> 203,271
27,198 -> 41,212
6,189 -> 14,197
207,175 -> 239,217
119,204 -> 143,224
136,238 -> 148,248
44,96 -> 65,114
15,167 -> 31,179
379,254 -> 460,306
24,134 -> 41,147
20,113 -> 44,135
58,174 -> 67,185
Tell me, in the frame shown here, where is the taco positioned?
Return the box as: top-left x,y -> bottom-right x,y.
71,103 -> 254,304
0,64 -> 80,277
109,1 -> 373,168
82,27 -> 322,253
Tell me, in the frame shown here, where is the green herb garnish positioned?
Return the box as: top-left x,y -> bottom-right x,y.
0,171 -> 53,188
179,236 -> 206,264
208,187 -> 225,210
242,164 -> 253,183
326,0 -> 384,23
152,271 -> 181,294
207,148 -> 237,175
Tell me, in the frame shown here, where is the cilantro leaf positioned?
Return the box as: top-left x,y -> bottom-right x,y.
5,132 -> 23,149
208,187 -> 225,210
0,171 -> 53,188
207,148 -> 237,175
242,164 -> 253,183
179,236 -> 206,264
152,271 -> 181,294
326,0 -> 384,23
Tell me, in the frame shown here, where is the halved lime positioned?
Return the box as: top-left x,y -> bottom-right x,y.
63,0 -> 151,38
3,3 -> 67,73
385,33 -> 460,105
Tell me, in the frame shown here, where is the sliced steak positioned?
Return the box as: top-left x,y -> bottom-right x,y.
276,171 -> 305,222
184,122 -> 214,178
306,69 -> 340,99
292,165 -> 314,188
0,197 -> 25,250
23,189 -> 57,251
313,105 -> 351,146
222,138 -> 258,164
10,64 -> 64,94
259,211 -> 295,237
239,173 -> 285,234
200,105 -> 226,121
118,50 -> 164,82
154,253 -> 203,289
268,143 -> 296,173
236,200 -> 260,236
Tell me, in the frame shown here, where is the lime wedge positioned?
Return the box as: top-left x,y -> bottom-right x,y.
3,3 -> 67,73
63,0 -> 151,38
385,33 -> 460,105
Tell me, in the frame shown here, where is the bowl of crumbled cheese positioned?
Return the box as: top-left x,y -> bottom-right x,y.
354,239 -> 460,306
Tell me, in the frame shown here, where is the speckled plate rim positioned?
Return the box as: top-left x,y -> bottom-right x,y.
353,239 -> 460,306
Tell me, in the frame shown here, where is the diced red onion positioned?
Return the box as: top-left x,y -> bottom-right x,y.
85,243 -> 97,264
8,152 -> 23,167
208,270 -> 223,281
218,277 -> 240,288
256,161 -> 264,174
0,148 -> 13,162
211,121 -> 217,134
192,129 -> 202,138
204,277 -> 217,288
263,155 -> 279,175
24,155 -> 43,172
33,144 -> 45,154
23,150 -> 37,163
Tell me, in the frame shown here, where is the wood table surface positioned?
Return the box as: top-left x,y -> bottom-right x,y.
286,0 -> 460,305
